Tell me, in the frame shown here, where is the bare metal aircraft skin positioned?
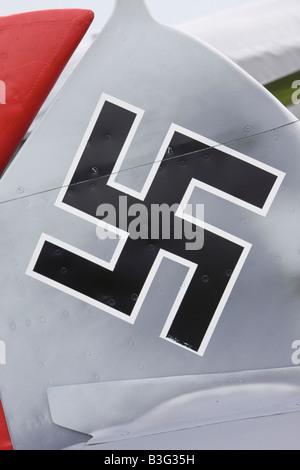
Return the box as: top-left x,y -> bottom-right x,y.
0,0 -> 300,450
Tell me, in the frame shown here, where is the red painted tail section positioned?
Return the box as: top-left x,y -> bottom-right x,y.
0,400 -> 13,450
0,9 -> 94,175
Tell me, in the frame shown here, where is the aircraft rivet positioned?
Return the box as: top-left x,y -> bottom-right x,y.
17,187 -> 24,194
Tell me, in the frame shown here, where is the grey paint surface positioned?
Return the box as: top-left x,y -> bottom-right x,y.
0,0 -> 300,450
65,411 -> 300,451
48,367 -> 300,446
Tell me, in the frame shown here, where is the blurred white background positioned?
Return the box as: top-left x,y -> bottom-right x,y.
1,0 -> 265,31
4,0 -> 299,119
